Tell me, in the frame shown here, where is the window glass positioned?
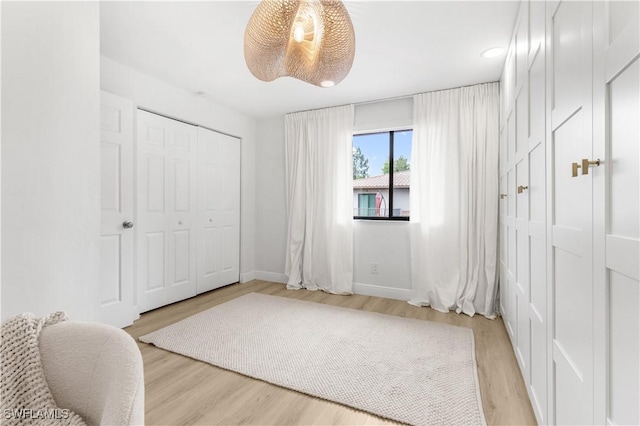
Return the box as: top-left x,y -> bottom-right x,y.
352,130 -> 412,220
392,130 -> 412,217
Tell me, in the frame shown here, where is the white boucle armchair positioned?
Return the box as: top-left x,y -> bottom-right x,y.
38,321 -> 145,426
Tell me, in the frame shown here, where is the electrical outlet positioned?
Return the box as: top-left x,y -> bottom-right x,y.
370,262 -> 378,274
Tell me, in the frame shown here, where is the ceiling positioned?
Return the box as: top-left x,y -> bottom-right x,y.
100,1 -> 518,119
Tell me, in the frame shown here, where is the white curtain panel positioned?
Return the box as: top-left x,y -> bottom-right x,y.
410,83 -> 499,318
284,105 -> 355,294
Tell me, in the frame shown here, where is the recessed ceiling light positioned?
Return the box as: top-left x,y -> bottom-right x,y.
320,80 -> 335,88
481,47 -> 505,58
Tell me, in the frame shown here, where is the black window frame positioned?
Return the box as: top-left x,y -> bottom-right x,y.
352,129 -> 412,221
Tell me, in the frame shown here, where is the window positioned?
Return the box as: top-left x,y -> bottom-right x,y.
352,130 -> 412,220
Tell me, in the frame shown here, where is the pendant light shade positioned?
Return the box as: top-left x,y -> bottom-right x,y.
244,0 -> 355,88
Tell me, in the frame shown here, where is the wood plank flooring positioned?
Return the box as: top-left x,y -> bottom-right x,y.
125,280 -> 537,425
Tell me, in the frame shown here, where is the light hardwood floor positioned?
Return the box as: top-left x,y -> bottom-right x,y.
125,280 -> 537,425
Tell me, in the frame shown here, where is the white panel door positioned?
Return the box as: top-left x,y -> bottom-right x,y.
98,91 -> 135,328
548,2 -> 595,424
505,105 -> 517,339
598,2 -> 640,424
197,127 -> 240,293
527,2 -> 547,421
137,110 -> 197,312
515,53 -> 530,379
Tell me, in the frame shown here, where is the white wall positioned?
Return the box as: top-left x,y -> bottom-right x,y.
1,2 -> 101,321
254,98 -> 414,299
352,221 -> 411,299
354,98 -> 413,133
254,117 -> 287,283
100,57 -> 257,282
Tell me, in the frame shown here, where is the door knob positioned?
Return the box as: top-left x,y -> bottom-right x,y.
517,185 -> 528,194
122,221 -> 134,229
581,158 -> 601,175
500,193 -> 507,199
572,162 -> 581,177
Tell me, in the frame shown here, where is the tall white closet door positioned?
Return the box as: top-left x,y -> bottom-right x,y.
137,110 -> 198,312
526,1 -> 547,422
98,91 -> 135,327
547,2 -> 595,424
513,7 -> 530,381
197,127 -> 240,293
596,2 -> 640,424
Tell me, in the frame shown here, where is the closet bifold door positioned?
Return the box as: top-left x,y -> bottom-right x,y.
594,1 -> 640,424
196,127 -> 240,294
136,110 -> 198,312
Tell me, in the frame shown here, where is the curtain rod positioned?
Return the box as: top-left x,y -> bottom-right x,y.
286,80 -> 499,116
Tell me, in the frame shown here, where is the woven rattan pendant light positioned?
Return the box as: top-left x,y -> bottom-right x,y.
244,0 -> 355,88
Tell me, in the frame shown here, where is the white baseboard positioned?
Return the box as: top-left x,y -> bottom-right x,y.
241,275 -> 412,301
353,282 -> 412,301
255,271 -> 288,284
240,271 -> 256,283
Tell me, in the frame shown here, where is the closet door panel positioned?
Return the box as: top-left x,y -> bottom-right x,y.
528,1 -> 544,60
548,2 -> 594,424
516,93 -> 528,159
528,40 -> 547,420
609,60 -> 639,239
147,156 -> 165,212
516,13 -> 528,91
529,301 -> 546,420
137,110 -> 197,311
500,128 -> 507,175
166,120 -> 197,304
217,133 -> 241,285
516,115 -> 530,379
137,112 -> 169,311
197,127 -> 222,293
609,271 -> 639,425
197,127 -> 240,294
528,52 -> 545,150
146,232 -> 165,291
551,1 -> 583,120
516,161 -> 528,219
507,111 -> 516,168
528,145 -> 545,223
603,5 -> 639,421
173,230 -> 191,284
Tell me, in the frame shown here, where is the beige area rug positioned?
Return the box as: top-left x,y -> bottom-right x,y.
140,293 -> 486,426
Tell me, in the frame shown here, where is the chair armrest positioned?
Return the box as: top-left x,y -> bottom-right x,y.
39,322 -> 144,426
